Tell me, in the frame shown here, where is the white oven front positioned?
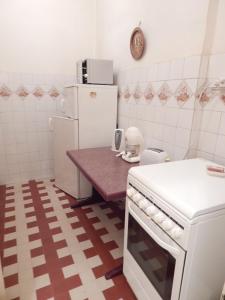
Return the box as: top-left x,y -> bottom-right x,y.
123,199 -> 186,300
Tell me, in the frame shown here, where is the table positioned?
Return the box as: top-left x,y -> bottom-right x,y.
67,147 -> 138,279
67,147 -> 138,203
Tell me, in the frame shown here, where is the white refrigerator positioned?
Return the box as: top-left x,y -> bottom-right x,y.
52,84 -> 118,199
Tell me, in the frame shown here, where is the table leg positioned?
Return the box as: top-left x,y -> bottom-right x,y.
71,188 -> 104,209
105,263 -> 123,280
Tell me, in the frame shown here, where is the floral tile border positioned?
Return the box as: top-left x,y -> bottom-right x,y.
133,84 -> 142,101
221,94 -> 225,104
158,82 -> 172,105
16,86 -> 29,98
119,80 -> 194,106
0,84 -> 61,99
175,81 -> 192,107
0,84 -> 12,97
123,86 -> 131,100
118,78 -> 225,107
144,83 -> 155,102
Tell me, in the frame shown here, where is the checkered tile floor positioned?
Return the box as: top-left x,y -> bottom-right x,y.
0,179 -> 136,300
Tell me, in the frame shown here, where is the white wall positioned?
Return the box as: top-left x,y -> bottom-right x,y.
0,0 -> 96,74
0,0 -> 96,184
211,0 -> 225,54
96,0 -> 209,69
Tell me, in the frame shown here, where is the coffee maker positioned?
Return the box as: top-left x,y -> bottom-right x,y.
121,127 -> 144,163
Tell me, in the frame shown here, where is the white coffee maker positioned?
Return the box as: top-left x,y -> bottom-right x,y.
122,127 -> 144,163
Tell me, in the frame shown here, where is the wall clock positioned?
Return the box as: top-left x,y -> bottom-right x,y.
130,27 -> 145,60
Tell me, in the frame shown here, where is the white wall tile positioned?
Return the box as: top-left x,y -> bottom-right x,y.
183,56 -> 201,78
164,107 -> 179,127
118,52 -> 225,164
177,109 -> 194,129
153,106 -> 166,124
0,71 -> 62,184
156,62 -> 171,81
169,58 -> 184,80
208,53 -> 225,78
175,128 -> 191,148
201,111 -> 221,134
163,126 -> 176,144
198,132 -> 217,154
215,134 -> 225,158
147,64 -> 157,82
174,146 -> 187,160
196,150 -> 214,161
219,112 -> 225,136
151,123 -> 164,140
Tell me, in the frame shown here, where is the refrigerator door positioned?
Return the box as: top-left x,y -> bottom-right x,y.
61,86 -> 78,119
52,116 -> 91,199
78,85 -> 117,148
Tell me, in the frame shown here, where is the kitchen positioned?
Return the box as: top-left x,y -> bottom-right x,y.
1,0 -> 225,299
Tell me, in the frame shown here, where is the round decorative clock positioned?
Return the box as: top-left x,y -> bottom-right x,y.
130,27 -> 145,60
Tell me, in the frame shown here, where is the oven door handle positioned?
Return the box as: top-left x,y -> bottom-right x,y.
129,203 -> 181,258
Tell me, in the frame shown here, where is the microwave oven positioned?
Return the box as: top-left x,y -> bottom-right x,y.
77,59 -> 113,85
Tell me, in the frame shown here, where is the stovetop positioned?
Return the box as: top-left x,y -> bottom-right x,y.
129,158 -> 225,220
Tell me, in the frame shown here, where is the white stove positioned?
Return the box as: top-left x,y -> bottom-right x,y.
123,158 -> 225,300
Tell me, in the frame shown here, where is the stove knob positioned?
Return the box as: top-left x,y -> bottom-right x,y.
162,219 -> 174,231
127,187 -> 135,198
171,226 -> 183,239
153,212 -> 165,224
133,193 -> 143,204
145,205 -> 158,217
138,199 -> 149,210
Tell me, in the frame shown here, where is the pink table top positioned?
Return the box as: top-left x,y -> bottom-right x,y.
67,147 -> 138,201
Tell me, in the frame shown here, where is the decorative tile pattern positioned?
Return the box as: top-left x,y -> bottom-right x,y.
48,87 -> 60,98
123,87 -> 131,100
195,82 -> 212,107
118,88 -> 123,99
175,81 -> 192,106
16,86 -> 29,98
0,179 -> 136,300
33,87 -> 45,98
133,84 -> 142,101
144,82 -> 155,101
157,82 -> 172,105
0,84 -> 12,97
220,94 -> 225,104
197,91 -> 211,107
117,54 -> 225,163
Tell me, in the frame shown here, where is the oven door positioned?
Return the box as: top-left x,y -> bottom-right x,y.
123,200 -> 186,300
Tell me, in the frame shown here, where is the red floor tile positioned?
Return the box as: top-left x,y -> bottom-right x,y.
36,285 -> 54,300
0,179 -> 137,300
2,254 -> 17,267
4,273 -> 18,288
33,263 -> 49,277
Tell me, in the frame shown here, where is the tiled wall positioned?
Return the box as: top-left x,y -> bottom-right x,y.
1,54 -> 225,184
0,72 -> 74,184
117,55 -> 201,161
196,52 -> 225,164
117,54 -> 225,164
